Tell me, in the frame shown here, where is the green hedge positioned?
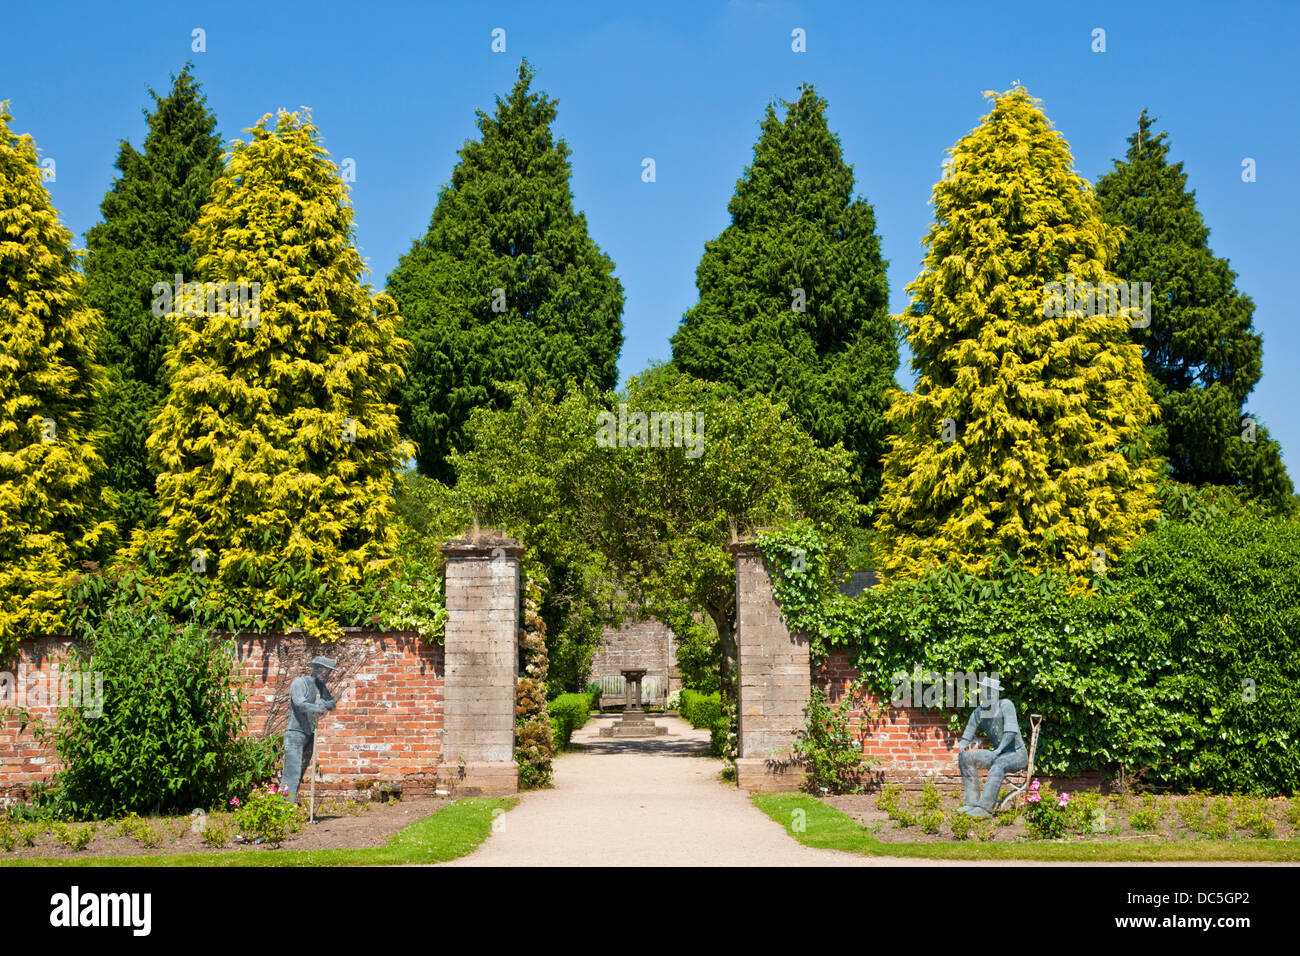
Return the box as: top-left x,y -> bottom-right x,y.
759,512 -> 1300,795
680,689 -> 730,758
549,692 -> 597,750
680,689 -> 722,729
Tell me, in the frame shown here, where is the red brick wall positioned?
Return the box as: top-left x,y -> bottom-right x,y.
817,650 -> 1109,792
817,650 -> 960,788
1,629 -> 445,804
0,637 -> 76,796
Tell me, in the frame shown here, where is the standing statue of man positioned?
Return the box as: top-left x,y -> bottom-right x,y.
954,675 -> 1027,818
281,656 -> 337,801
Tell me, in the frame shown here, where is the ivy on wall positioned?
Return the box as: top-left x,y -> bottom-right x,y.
757,508 -> 1300,795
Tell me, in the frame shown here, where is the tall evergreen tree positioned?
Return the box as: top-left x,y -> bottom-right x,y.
133,110 -> 412,619
670,84 -> 895,503
0,104 -> 115,652
1096,110 -> 1292,509
84,64 -> 224,535
386,60 -> 624,482
875,89 -> 1161,581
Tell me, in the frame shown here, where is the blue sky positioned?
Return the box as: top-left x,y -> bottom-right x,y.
5,0 -> 1298,470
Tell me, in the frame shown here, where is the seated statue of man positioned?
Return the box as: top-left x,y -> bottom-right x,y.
954,675 -> 1027,818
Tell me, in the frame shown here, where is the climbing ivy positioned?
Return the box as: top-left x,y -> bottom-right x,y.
757,518 -> 1300,795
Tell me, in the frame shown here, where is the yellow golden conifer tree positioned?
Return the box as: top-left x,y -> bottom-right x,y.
875,89 -> 1160,581
0,104 -> 115,651
134,110 -> 412,634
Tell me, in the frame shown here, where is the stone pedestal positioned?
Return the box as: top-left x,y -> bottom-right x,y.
600,667 -> 668,737
730,539 -> 808,791
436,533 -> 522,796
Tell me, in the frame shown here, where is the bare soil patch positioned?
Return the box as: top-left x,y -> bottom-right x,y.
1,796 -> 451,859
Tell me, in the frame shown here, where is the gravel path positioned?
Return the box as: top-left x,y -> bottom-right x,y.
442,713 -> 1284,867
444,713 -> 896,867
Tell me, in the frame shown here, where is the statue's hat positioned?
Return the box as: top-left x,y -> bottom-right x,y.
311,656 -> 337,671
977,675 -> 1003,693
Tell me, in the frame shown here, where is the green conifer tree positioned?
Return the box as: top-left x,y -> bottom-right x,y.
84,65 -> 224,535
1095,110 -> 1292,510
875,89 -> 1161,581
135,110 -> 412,626
386,60 -> 624,482
670,84 -> 895,504
0,104 -> 115,651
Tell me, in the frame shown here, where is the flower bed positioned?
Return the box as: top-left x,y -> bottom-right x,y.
824,783 -> 1300,844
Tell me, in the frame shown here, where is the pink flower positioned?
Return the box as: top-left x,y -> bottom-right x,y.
1058,792 -> 1070,807
229,797 -> 240,806
1029,780 -> 1040,791
1027,792 -> 1041,803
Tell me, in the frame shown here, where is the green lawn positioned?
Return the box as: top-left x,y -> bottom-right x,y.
753,793 -> 1300,862
1,797 -> 515,868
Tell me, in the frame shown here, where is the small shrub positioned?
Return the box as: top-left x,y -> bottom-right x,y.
919,781 -> 943,811
664,688 -> 681,712
1234,798 -> 1275,839
1128,795 -> 1165,832
1065,791 -> 1106,833
0,822 -> 15,852
996,804 -> 1020,827
876,784 -> 904,815
64,824 -> 94,851
1286,798 -> 1300,832
18,825 -> 38,847
949,812 -> 976,841
975,819 -> 996,841
37,578 -> 272,820
919,810 -> 943,835
116,813 -> 144,840
201,819 -> 231,847
335,798 -> 369,816
791,685 -> 865,795
1022,781 -> 1068,840
1203,798 -> 1234,839
233,785 -> 304,846
1177,795 -> 1206,832
70,822 -> 93,853
115,811 -> 163,846
892,806 -> 918,829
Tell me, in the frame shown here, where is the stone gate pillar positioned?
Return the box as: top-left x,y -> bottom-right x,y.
437,533 -> 522,796
730,539 -> 809,791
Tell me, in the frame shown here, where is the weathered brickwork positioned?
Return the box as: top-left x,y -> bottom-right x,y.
817,649 -> 1109,792
0,630 -> 444,804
